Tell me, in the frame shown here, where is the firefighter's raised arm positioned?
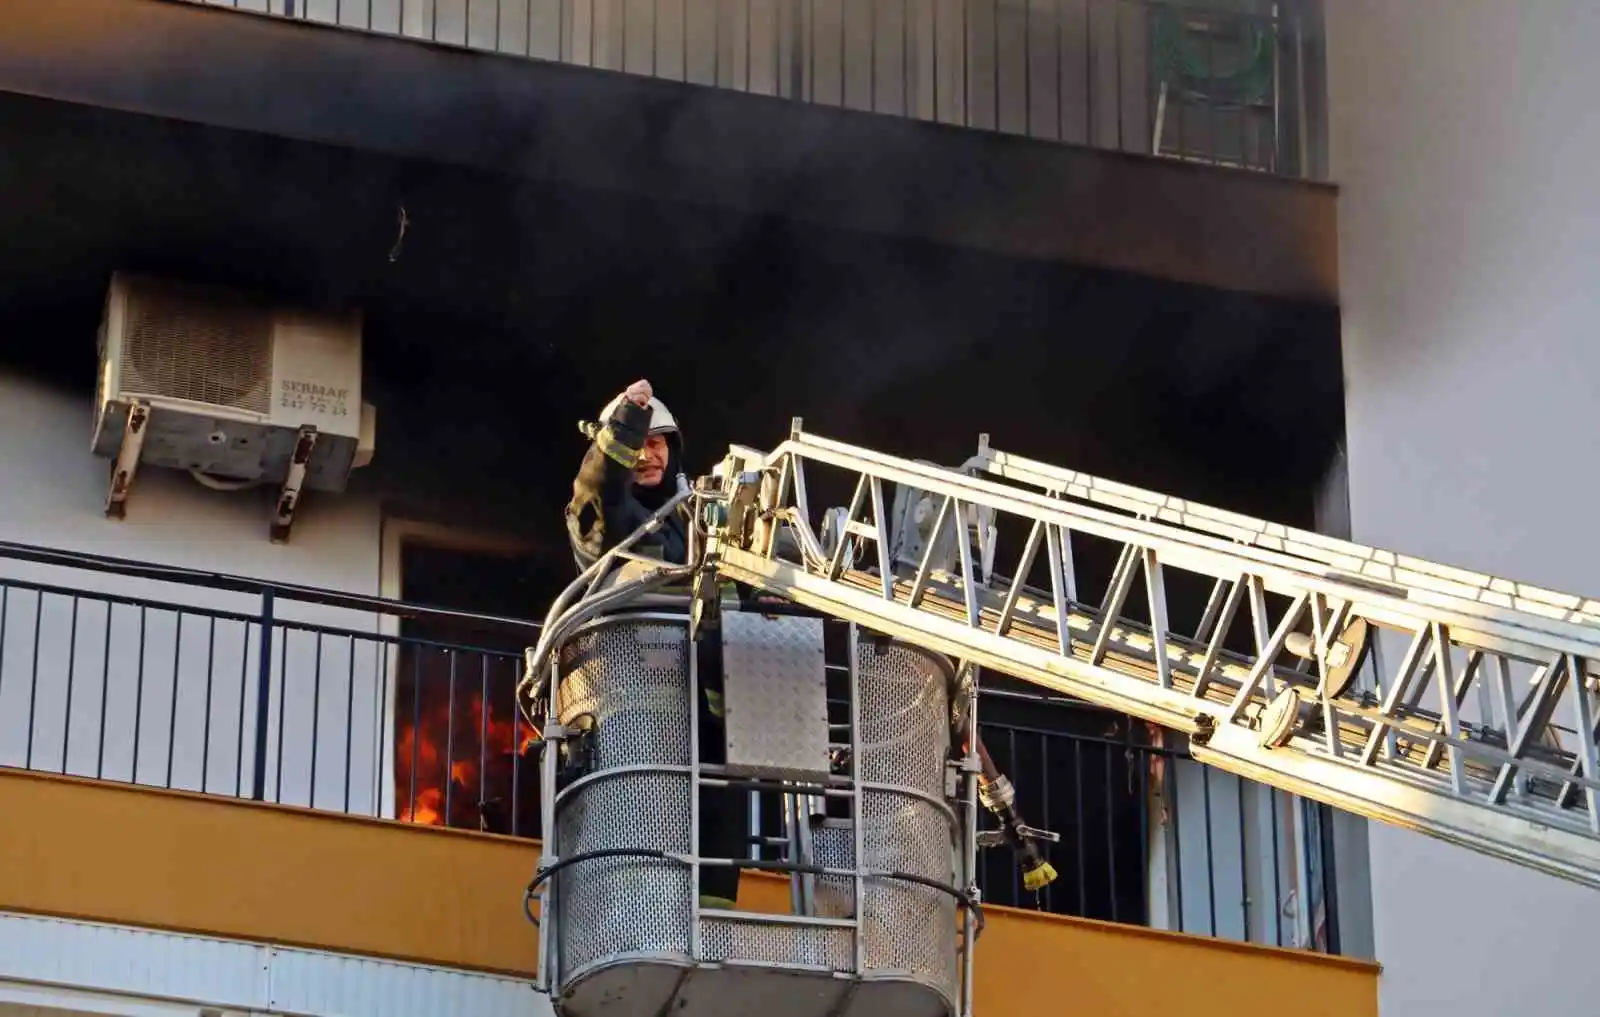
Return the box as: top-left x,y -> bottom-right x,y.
565,378 -> 687,569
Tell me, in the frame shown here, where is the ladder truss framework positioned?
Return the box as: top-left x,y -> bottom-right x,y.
707,430 -> 1600,890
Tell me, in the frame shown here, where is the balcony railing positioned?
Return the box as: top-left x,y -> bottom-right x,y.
184,0 -> 1318,178
0,539 -> 1339,951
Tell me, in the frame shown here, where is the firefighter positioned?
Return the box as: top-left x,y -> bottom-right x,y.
566,377 -> 688,569
566,377 -> 747,910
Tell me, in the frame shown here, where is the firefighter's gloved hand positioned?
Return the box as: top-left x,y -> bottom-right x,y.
625,378 -> 653,408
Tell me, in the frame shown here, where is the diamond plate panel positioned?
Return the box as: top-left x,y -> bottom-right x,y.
719,613 -> 829,782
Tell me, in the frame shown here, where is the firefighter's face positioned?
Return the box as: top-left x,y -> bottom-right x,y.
635,433 -> 669,487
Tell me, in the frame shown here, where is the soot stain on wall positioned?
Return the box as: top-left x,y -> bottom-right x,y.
0,92 -> 1343,584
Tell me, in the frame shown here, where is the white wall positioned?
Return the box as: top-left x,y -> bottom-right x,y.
0,371 -> 387,814
1327,1 -> 1600,1013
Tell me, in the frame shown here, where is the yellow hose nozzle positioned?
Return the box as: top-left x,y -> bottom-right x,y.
1022,861 -> 1058,892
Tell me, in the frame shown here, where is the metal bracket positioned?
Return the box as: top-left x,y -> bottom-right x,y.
724,469 -> 763,545
690,556 -> 723,642
269,425 -> 318,544
105,400 -> 149,520
976,824 -> 1060,850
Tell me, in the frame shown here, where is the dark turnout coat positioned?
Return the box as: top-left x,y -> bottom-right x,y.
565,397 -> 689,569
561,393 -> 748,905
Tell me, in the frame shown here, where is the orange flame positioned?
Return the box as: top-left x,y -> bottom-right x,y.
401,787 -> 443,826
395,657 -> 540,832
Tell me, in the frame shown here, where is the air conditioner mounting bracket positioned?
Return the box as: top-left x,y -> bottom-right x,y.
104,400 -> 150,520
269,425 -> 319,544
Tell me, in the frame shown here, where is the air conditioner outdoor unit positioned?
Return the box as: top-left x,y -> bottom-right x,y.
90,272 -> 375,540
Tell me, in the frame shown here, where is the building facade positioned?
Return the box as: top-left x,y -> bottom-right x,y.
5,0 -> 1582,1015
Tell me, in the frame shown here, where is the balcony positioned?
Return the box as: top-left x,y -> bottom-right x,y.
0,538 -> 1347,951
0,0 -> 1338,305
195,0 -> 1321,178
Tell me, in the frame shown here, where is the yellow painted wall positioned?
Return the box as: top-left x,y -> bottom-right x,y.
0,769 -> 1377,1015
0,769 -> 537,973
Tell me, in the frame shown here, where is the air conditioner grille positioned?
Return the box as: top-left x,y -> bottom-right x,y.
120,283 -> 273,413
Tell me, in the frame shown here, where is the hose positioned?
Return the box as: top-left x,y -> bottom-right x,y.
1151,6 -> 1275,107
514,477 -> 696,727
523,848 -> 985,939
547,475 -> 693,626
515,561 -> 695,731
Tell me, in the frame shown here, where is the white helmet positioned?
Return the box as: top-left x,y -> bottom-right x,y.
599,392 -> 679,438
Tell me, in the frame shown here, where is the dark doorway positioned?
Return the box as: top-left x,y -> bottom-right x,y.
393,536 -> 546,837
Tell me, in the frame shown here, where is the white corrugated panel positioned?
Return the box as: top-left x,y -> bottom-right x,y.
267,949 -> 536,1017
0,914 -> 263,1008
0,981 -> 219,1017
0,912 -> 544,1017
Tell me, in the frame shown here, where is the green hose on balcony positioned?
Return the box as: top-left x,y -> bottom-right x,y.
1152,6 -> 1276,107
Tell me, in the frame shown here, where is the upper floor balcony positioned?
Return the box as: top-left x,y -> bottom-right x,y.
196,0 -> 1324,179
0,0 -> 1338,305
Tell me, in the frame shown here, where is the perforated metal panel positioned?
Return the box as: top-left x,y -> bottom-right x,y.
119,277 -> 273,413
699,917 -> 851,971
545,617 -> 960,1017
557,619 -> 692,770
555,618 -> 694,983
811,823 -> 857,920
855,637 -> 952,793
814,638 -> 958,1008
858,792 -> 956,989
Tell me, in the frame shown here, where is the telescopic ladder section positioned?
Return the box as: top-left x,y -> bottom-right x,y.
706,428 -> 1600,890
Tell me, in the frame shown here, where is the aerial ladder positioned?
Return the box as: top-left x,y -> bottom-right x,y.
519,424 -> 1600,1017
